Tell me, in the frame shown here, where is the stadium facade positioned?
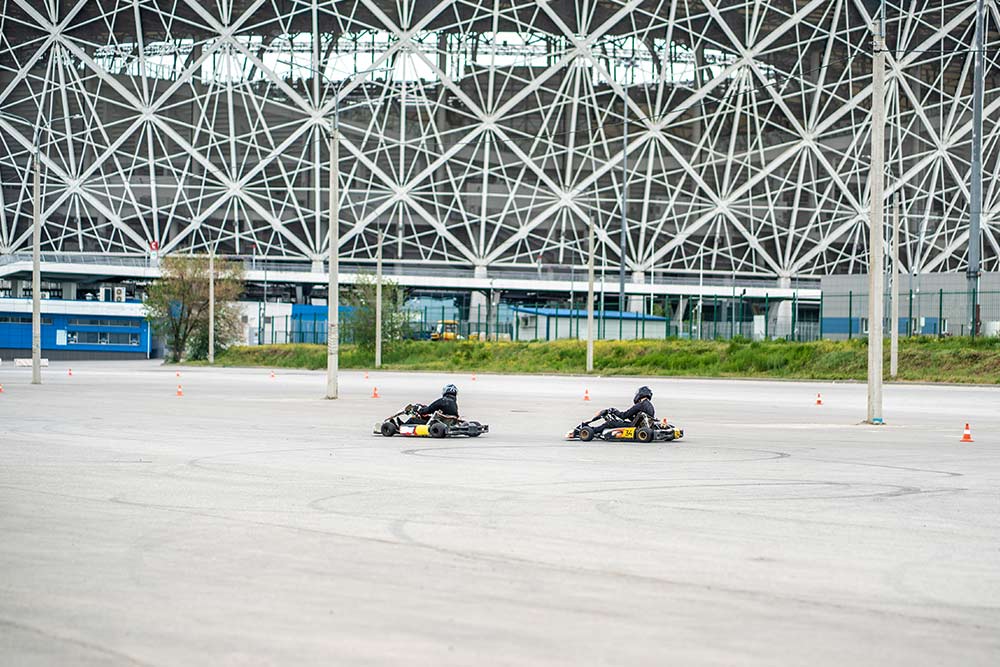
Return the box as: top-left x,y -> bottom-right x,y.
0,0 -> 997,298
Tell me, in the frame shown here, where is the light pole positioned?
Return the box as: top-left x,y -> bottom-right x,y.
1,111 -> 47,384
375,229 -> 383,369
866,3 -> 886,424
586,214 -> 595,372
31,135 -> 41,384
323,64 -> 393,399
208,251 -> 215,364
969,0 -> 985,336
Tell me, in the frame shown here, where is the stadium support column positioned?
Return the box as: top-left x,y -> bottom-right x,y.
471,266 -> 488,328
629,271 -> 645,312
769,276 -> 792,338
866,19 -> 886,424
969,0 -> 985,335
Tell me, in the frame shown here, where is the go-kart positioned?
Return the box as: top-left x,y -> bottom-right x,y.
374,403 -> 488,438
565,409 -> 683,443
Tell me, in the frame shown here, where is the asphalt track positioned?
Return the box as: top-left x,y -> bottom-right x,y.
1,361 -> 998,666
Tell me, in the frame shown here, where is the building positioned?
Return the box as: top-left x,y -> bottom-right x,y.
0,297 -> 152,360
0,1 -> 994,310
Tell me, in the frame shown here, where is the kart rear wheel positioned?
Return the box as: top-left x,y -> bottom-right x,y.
636,427 -> 654,443
380,421 -> 398,437
428,422 -> 448,438
467,421 -> 482,437
579,426 -> 595,442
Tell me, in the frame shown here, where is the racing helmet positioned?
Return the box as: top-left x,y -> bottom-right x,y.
633,385 -> 653,404
442,383 -> 459,398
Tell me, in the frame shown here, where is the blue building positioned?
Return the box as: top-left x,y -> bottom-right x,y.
0,298 -> 152,360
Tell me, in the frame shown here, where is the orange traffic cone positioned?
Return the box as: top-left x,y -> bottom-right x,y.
960,423 -> 974,443
364,371 -> 369,380
68,368 -> 73,377
815,393 -> 823,406
176,384 -> 184,397
0,384 -> 4,393
584,389 -> 591,401
472,372 -> 477,381
176,371 -> 180,378
372,386 -> 380,399
270,370 -> 275,379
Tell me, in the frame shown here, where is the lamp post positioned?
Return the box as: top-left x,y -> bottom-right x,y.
866,3 -> 886,424
1,111 -> 48,384
323,64 -> 393,399
208,251 -> 215,364
968,0 -> 985,336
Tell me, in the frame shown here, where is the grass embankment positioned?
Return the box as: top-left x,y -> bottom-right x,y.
214,337 -> 1000,384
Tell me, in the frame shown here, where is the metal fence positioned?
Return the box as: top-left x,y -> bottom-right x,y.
248,290 -> 1000,346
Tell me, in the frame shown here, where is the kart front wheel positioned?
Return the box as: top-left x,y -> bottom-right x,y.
380,421 -> 398,437
636,427 -> 654,443
429,422 -> 448,438
579,426 -> 595,442
467,421 -> 482,437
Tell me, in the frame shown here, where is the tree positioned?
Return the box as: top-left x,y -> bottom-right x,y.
144,255 -> 245,362
342,273 -> 410,349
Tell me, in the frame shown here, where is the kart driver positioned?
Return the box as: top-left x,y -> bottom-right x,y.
594,385 -> 655,433
416,383 -> 460,419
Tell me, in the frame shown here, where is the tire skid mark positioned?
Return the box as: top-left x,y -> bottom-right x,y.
0,617 -> 154,666
400,444 -> 791,463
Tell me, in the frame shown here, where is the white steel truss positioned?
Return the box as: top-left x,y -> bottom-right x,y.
0,0 -> 998,280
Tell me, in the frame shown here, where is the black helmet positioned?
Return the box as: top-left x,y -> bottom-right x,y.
633,386 -> 652,404
442,383 -> 458,397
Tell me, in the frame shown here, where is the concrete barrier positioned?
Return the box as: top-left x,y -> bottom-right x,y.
14,358 -> 49,367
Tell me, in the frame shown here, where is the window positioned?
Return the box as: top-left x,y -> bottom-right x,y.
67,318 -> 141,328
0,315 -> 52,325
67,330 -> 140,346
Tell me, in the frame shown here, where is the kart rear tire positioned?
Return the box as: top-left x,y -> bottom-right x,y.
467,421 -> 482,437
579,426 -> 595,442
380,422 -> 398,437
429,422 -> 448,438
636,427 -> 654,443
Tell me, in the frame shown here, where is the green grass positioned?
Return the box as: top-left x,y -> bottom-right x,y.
212,337 -> 1000,384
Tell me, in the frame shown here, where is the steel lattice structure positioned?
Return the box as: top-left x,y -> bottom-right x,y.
0,0 -> 998,282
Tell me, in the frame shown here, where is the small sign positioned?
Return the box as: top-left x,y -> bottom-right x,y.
149,240 -> 160,251
56,329 -> 67,346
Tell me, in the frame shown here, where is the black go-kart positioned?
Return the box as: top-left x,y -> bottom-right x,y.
565,408 -> 684,443
374,403 -> 489,438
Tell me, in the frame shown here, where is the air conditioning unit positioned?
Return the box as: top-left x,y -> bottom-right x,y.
113,287 -> 127,303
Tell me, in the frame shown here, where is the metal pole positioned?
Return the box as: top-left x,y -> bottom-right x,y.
848,290 -> 853,339
890,196 -> 899,378
208,252 -> 215,364
618,95 -> 628,320
866,14 -> 886,424
325,128 -> 340,399
375,230 -> 383,368
31,145 -> 41,384
587,214 -> 595,371
969,0 -> 985,335
938,289 -> 943,337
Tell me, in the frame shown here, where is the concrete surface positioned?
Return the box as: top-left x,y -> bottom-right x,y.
1,361 -> 998,666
